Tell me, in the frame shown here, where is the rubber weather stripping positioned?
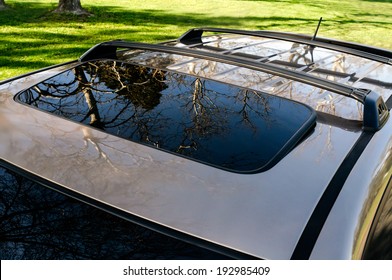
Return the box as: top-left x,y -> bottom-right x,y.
80,40 -> 388,130
178,27 -> 392,65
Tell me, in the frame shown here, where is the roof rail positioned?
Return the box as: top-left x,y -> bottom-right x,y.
79,40 -> 389,130
178,27 -> 392,65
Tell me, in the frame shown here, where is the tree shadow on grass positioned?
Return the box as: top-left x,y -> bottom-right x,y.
0,1 -> 55,25
361,0 -> 392,2
238,0 -> 328,9
1,1 -> 392,79
2,2 -> 391,32
0,2 -> 311,77
0,2 -> 315,29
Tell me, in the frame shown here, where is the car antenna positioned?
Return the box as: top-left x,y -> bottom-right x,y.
312,17 -> 323,41
309,17 -> 323,63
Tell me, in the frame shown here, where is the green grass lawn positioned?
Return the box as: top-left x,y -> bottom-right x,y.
1,0 -> 392,80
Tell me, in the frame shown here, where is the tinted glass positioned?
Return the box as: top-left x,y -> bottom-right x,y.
17,60 -> 315,172
0,166 -> 227,259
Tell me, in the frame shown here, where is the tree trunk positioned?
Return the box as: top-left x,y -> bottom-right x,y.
0,0 -> 7,10
53,0 -> 90,15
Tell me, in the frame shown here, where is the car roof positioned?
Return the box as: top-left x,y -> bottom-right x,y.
0,27 -> 391,259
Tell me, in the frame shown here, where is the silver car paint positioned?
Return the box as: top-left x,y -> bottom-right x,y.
1,33 -> 391,259
310,119 -> 392,259
0,65 -> 362,259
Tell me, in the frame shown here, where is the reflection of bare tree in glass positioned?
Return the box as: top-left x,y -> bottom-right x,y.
75,65 -> 103,128
21,61 -> 166,129
287,43 -> 313,66
238,89 -> 272,131
92,61 -> 166,110
0,168 -> 124,259
175,75 -> 273,158
176,77 -> 225,154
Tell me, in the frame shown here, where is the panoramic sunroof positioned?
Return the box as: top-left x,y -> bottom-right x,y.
17,60 -> 316,173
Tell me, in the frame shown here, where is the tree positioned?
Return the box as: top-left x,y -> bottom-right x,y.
53,0 -> 90,15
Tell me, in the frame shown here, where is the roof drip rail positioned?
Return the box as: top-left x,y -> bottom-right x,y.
178,27 -> 392,64
79,40 -> 389,130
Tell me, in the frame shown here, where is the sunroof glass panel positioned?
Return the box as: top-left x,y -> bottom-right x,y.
17,60 -> 316,172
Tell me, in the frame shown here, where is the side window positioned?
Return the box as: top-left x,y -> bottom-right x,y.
0,166 -> 227,259
363,177 -> 392,259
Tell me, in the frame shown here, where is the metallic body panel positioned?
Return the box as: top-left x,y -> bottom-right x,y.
310,119 -> 392,259
0,67 -> 360,259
